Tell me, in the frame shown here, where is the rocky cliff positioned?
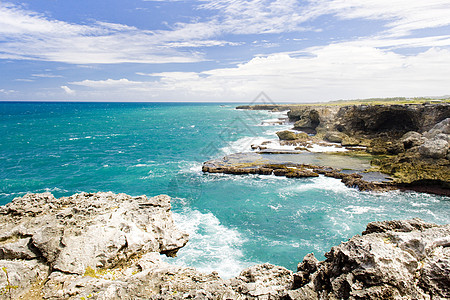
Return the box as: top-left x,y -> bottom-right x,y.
237,103 -> 450,193
1,193 -> 449,299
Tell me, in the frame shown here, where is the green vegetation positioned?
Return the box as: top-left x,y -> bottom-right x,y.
1,267 -> 19,300
298,96 -> 450,106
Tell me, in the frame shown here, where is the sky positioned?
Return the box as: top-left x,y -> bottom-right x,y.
1,0 -> 450,102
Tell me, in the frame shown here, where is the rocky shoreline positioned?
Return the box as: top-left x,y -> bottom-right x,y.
1,193 -> 449,299
206,103 -> 450,195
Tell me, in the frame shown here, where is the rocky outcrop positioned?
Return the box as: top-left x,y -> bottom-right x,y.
1,195 -> 449,300
203,153 -> 392,192
288,106 -> 340,134
237,104 -> 450,193
276,130 -> 309,141
371,118 -> 450,193
1,194 -> 449,299
290,219 -> 450,300
239,103 -> 449,138
0,192 -> 189,299
332,104 -> 449,138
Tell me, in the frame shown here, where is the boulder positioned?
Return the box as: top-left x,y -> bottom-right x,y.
419,139 -> 449,159
424,117 -> 450,139
276,130 -> 309,141
0,192 -> 190,299
341,136 -> 360,146
401,131 -> 426,149
324,131 -> 348,143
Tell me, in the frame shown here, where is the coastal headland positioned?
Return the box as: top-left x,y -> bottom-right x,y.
1,192 -> 449,299
203,102 -> 450,195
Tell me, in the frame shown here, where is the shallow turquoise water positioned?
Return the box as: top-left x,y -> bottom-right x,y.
1,102 -> 449,278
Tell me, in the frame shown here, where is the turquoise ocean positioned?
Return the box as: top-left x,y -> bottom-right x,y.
1,102 -> 449,278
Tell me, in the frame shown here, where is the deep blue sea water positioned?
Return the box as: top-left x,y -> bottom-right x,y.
1,102 -> 449,278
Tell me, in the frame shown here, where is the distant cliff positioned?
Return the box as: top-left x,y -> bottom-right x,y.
238,103 -> 449,137
237,103 -> 450,193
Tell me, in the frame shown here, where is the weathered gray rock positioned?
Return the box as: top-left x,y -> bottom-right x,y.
419,138 -> 449,159
401,131 -> 426,149
324,131 -> 348,143
231,263 -> 293,299
424,118 -> 450,139
0,192 -> 189,299
1,193 -> 449,299
292,219 -> 450,300
0,259 -> 48,299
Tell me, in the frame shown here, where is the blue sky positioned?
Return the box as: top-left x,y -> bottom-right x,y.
1,0 -> 450,102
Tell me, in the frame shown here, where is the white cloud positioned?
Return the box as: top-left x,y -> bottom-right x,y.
1,1 -> 449,65
313,0 -> 450,37
0,88 -> 16,94
0,3 -> 225,64
64,43 -> 450,101
61,85 -> 75,95
32,73 -> 63,78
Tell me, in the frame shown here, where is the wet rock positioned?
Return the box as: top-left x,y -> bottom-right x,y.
368,139 -> 404,155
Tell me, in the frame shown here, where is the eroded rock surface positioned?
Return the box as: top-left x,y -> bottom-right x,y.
0,192 -> 189,299
290,219 -> 450,300
0,194 -> 449,299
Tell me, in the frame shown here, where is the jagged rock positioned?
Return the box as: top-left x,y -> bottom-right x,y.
231,263 -> 293,298
291,109 -> 320,132
1,194 -> 449,299
424,118 -> 450,139
401,131 -> 426,149
292,219 -> 450,299
0,192 -> 190,299
333,104 -> 450,138
0,259 -> 48,299
419,138 -> 449,159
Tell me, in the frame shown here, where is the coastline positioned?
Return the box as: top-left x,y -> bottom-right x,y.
1,102 -> 449,299
1,192 -> 448,299
203,102 -> 450,196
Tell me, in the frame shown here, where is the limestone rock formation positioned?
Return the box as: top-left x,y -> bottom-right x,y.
333,104 -> 449,138
290,219 -> 450,300
0,192 -> 189,299
1,194 -> 449,299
